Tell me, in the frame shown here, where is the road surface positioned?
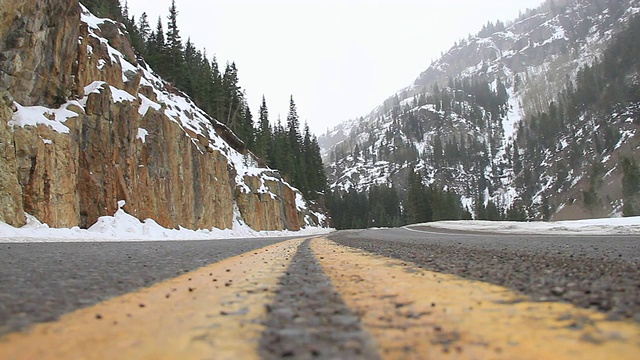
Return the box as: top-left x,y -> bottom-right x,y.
0,237 -> 288,334
0,227 -> 639,359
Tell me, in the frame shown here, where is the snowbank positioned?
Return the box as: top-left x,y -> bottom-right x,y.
413,217 -> 640,235
0,202 -> 333,243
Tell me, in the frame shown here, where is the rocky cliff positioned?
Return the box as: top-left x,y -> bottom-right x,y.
0,0 -> 324,231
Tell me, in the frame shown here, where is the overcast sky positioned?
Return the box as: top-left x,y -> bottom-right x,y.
125,0 -> 543,135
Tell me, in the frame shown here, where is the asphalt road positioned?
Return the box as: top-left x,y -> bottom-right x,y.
329,227 -> 640,322
1,227 -> 639,357
0,237 -> 290,335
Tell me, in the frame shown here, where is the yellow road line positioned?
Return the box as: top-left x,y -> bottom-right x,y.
311,237 -> 640,360
0,238 -> 306,360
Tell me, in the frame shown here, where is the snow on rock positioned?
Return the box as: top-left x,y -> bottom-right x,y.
109,86 -> 136,103
136,128 -> 148,143
9,102 -> 81,134
138,94 -> 161,116
81,81 -> 135,103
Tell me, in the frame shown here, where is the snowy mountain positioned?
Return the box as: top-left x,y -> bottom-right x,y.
322,0 -> 640,222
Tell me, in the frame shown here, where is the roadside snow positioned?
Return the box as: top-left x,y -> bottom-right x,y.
0,202 -> 333,243
413,217 -> 640,235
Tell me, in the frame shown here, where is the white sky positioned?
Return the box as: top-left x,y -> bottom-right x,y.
124,0 -> 543,135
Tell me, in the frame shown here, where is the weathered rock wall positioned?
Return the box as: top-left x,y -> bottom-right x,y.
236,176 -> 303,231
0,91 -> 24,226
0,0 -> 79,106
0,0 -> 313,231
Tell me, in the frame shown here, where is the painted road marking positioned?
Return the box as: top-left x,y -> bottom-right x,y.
2,236 -> 639,359
0,238 -> 306,360
312,237 -> 640,359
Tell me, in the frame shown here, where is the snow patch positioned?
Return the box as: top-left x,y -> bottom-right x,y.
9,102 -> 81,134
138,94 -> 161,116
136,128 -> 148,143
414,217 -> 640,235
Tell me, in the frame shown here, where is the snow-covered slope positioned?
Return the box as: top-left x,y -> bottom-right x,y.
322,0 -> 640,220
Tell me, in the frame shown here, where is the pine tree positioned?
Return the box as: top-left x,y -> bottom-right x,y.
241,104 -> 255,150
255,96 -> 271,162
165,0 -> 183,83
309,135 -> 327,198
285,97 -> 307,193
137,13 -> 151,49
406,167 -> 429,223
622,156 -> 640,216
286,96 -> 302,147
181,38 -> 197,95
270,116 -> 287,175
122,0 -> 129,19
146,17 -> 167,74
221,63 -> 240,126
303,123 -> 314,194
209,56 -> 223,121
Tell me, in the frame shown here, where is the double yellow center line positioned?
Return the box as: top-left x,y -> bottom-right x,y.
1,237 -> 639,359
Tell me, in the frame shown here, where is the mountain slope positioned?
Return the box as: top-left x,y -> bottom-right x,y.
0,0 -> 326,231
322,0 -> 640,223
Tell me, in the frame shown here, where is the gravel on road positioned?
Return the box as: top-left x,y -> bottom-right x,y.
0,238 -> 286,335
329,228 -> 640,322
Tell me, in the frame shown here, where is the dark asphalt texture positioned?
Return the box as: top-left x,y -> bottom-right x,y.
260,239 -> 378,359
329,227 -> 640,322
0,238 -> 289,335
2,227 -> 639,354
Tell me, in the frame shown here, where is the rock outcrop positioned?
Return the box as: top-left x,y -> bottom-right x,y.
0,91 -> 24,226
0,1 -> 323,231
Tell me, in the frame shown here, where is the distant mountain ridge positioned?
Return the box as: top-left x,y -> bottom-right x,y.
322,0 -> 640,224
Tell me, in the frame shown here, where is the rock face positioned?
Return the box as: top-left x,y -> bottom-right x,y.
0,1 -> 320,231
0,91 -> 24,226
0,0 -> 79,107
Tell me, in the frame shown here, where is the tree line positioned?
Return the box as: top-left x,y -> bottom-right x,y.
82,0 -> 327,201
326,169 -> 472,230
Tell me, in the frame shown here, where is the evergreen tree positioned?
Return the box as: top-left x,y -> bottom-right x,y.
622,156 -> 640,216
303,123 -> 314,195
133,12 -> 151,57
309,135 -> 327,199
220,62 -> 245,132
208,56 -> 223,120
286,96 -> 302,147
285,97 -> 307,193
138,12 -> 151,42
165,0 -> 183,83
83,0 -> 123,21
241,104 -> 255,150
181,38 -> 197,95
255,96 -> 271,162
406,168 -> 429,223
146,17 -> 167,74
